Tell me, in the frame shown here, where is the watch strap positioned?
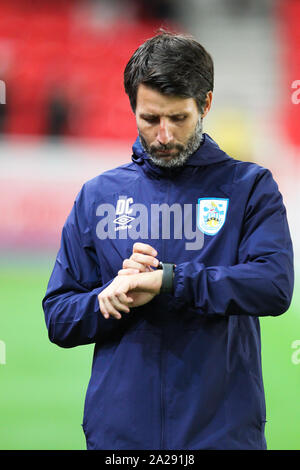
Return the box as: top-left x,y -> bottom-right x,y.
158,262 -> 175,294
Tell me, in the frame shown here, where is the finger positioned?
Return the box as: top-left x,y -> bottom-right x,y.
99,298 -> 110,320
122,258 -> 146,271
118,268 -> 140,276
102,296 -> 122,320
131,252 -> 159,268
110,294 -> 131,313
116,291 -> 133,307
118,290 -> 134,304
123,258 -> 153,272
133,242 -> 157,257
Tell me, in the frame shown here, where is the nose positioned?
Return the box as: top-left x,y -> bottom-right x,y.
157,118 -> 172,145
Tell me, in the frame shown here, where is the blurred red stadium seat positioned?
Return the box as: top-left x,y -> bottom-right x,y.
0,0 -> 165,141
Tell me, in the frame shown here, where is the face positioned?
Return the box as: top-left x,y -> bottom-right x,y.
135,84 -> 212,168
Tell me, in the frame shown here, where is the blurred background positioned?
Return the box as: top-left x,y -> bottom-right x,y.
0,0 -> 299,450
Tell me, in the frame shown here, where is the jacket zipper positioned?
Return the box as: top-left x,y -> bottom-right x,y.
160,330 -> 166,449
160,178 -> 171,449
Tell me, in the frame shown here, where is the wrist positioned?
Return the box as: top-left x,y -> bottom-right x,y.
154,269 -> 163,293
135,270 -> 162,294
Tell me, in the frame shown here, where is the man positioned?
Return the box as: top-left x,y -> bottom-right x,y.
42,32 -> 294,450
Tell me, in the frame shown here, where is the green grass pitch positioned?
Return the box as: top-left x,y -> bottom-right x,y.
0,254 -> 299,450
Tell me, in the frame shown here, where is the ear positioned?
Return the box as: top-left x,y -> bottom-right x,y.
202,91 -> 213,118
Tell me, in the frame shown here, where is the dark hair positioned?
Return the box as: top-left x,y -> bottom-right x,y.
124,30 -> 214,113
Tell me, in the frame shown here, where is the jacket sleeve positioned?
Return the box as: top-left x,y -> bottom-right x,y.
42,185 -> 123,348
173,169 -> 294,317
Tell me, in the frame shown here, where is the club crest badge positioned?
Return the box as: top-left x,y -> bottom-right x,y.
197,198 -> 229,236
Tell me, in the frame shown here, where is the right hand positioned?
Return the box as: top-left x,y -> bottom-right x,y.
118,242 -> 159,275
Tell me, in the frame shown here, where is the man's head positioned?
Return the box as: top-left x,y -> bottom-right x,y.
124,31 -> 214,168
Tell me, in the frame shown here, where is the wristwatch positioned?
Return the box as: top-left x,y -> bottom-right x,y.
157,261 -> 175,294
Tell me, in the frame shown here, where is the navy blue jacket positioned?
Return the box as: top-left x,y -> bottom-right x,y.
42,134 -> 294,450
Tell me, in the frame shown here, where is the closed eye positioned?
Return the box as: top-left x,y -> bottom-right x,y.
143,116 -> 159,124
140,114 -> 187,124
170,115 -> 187,122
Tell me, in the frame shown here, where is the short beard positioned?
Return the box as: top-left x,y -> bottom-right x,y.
139,116 -> 203,169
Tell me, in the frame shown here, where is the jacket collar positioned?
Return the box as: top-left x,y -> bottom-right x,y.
131,133 -> 232,178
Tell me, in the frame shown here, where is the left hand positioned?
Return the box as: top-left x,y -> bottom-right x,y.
98,270 -> 163,320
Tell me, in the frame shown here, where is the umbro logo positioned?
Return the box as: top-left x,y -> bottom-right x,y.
113,196 -> 135,231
